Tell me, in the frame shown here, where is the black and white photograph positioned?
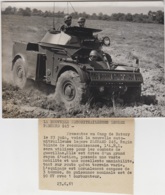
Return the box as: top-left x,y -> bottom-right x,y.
1,3 -> 165,195
1,1 -> 164,118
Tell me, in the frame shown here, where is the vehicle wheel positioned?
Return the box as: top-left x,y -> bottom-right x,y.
122,86 -> 141,103
55,70 -> 89,110
13,58 -> 27,89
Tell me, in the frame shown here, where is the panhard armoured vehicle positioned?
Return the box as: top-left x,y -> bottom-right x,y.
12,26 -> 143,109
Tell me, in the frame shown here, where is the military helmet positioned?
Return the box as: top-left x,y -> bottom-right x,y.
78,17 -> 86,23
89,50 -> 98,57
89,50 -> 99,61
64,15 -> 72,23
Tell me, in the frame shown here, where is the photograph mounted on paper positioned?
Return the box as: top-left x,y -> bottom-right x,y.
2,1 -> 164,118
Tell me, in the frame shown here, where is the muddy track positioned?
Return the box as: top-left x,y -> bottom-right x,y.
2,68 -> 165,118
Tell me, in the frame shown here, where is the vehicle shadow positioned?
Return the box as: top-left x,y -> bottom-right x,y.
140,95 -> 158,105
90,94 -> 158,108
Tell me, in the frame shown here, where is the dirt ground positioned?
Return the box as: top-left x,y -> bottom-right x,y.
2,15 -> 165,118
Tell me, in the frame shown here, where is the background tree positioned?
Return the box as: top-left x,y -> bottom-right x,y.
156,10 -> 164,24
91,13 -> 97,20
125,13 -> 133,22
2,6 -> 17,15
1,6 -> 164,24
22,7 -> 31,16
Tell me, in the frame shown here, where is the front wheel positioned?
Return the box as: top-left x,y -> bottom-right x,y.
13,58 -> 27,89
55,70 -> 89,110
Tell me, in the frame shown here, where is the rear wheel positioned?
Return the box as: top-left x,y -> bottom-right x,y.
55,70 -> 89,110
13,58 -> 27,89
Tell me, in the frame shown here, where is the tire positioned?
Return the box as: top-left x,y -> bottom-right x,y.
13,58 -> 27,89
55,70 -> 89,110
122,86 -> 141,103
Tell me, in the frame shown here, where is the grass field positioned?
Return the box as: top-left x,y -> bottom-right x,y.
2,15 -> 165,117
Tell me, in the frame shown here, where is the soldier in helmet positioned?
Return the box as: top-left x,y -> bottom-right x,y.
89,50 -> 109,69
77,17 -> 86,27
89,50 -> 98,62
60,15 -> 72,31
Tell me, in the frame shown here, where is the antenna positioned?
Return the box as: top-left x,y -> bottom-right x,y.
53,2 -> 55,30
69,2 -> 77,13
67,2 -> 69,14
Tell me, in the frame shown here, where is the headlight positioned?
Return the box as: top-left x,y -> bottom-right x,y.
103,36 -> 110,46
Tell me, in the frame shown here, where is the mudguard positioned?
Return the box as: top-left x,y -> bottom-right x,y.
12,42 -> 27,69
12,42 -> 39,80
56,62 -> 89,84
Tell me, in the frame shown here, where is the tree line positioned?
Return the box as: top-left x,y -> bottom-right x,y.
2,6 -> 164,24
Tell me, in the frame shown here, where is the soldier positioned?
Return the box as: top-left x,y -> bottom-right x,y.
89,50 -> 109,69
89,50 -> 99,62
60,15 -> 72,31
77,17 -> 86,27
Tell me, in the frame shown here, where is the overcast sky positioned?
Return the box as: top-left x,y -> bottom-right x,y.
1,1 -> 164,15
